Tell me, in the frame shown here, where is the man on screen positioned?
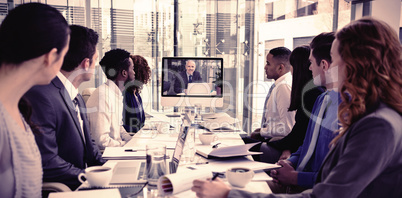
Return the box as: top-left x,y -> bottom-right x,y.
174,60 -> 203,94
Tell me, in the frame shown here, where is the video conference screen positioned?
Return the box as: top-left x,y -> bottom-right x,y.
161,57 -> 223,97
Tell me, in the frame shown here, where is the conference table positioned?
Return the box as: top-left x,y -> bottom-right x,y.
69,112 -> 273,197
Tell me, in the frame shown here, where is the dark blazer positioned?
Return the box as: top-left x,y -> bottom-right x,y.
123,91 -> 145,133
24,77 -> 105,190
173,70 -> 202,94
268,86 -> 325,153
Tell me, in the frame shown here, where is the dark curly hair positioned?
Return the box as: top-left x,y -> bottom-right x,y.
128,55 -> 151,93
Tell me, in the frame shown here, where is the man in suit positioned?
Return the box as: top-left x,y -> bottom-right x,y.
24,25 -> 105,190
174,60 -> 203,94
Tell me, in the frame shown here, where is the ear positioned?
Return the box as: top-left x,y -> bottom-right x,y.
321,60 -> 330,71
43,48 -> 59,67
121,69 -> 128,78
276,63 -> 284,73
80,58 -> 90,71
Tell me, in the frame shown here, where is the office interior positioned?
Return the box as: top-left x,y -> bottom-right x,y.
4,0 -> 400,133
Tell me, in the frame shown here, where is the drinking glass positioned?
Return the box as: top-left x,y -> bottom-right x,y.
146,144 -> 167,186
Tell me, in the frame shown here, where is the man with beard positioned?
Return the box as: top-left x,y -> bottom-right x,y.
86,49 -> 134,150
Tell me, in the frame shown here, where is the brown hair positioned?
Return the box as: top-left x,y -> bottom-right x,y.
129,55 -> 151,93
332,17 -> 402,145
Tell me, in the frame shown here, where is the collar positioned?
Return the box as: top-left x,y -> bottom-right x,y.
274,72 -> 292,85
57,72 -> 78,100
105,79 -> 123,97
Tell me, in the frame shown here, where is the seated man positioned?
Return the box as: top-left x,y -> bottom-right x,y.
24,25 -> 105,190
244,47 -> 295,145
174,60 -> 202,94
269,32 -> 340,193
86,49 -> 133,149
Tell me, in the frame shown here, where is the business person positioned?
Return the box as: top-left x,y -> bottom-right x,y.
192,17 -> 402,198
174,60 -> 203,94
87,49 -> 133,149
244,47 -> 295,148
25,25 -> 105,191
0,3 -> 69,197
123,55 -> 151,133
259,45 -> 325,163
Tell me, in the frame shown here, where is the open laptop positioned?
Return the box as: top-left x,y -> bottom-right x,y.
109,125 -> 190,185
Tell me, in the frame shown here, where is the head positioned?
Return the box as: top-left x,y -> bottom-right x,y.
288,45 -> 314,111
100,48 -> 134,85
309,32 -> 335,87
129,55 -> 151,93
264,47 -> 291,80
185,60 -> 197,75
61,25 -> 99,82
0,3 -> 70,83
332,17 -> 402,144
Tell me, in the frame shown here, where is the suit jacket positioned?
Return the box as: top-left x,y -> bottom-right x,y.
24,77 -> 105,190
173,70 -> 202,94
228,103 -> 402,198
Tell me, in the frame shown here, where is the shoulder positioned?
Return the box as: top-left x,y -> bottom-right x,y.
348,104 -> 401,143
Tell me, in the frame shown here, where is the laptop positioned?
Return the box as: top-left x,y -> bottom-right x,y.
109,125 -> 190,185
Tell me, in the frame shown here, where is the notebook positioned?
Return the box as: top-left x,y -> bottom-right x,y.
109,125 -> 190,185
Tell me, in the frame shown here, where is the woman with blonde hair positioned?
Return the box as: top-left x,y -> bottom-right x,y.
192,17 -> 402,198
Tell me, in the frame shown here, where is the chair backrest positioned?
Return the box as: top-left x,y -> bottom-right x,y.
82,87 -> 96,104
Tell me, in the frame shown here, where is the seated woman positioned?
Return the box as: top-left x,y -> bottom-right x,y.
258,45 -> 325,163
192,17 -> 402,198
0,3 -> 70,197
123,55 -> 151,133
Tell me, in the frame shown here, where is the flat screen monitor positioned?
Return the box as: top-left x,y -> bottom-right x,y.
161,57 -> 223,107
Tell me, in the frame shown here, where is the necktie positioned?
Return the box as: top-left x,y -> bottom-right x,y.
261,83 -> 276,128
189,75 -> 193,83
297,94 -> 330,171
72,95 -> 86,144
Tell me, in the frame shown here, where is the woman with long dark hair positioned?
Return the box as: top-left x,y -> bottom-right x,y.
192,17 -> 402,198
0,3 -> 70,197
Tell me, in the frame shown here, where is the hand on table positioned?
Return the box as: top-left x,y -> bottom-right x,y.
270,160 -> 298,186
192,177 -> 231,198
250,129 -> 263,141
279,150 -> 291,160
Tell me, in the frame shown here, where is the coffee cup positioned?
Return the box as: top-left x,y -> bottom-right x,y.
78,166 -> 112,187
199,132 -> 218,145
226,167 -> 254,188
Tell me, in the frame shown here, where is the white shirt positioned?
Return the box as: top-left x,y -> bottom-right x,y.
260,72 -> 295,138
86,80 -> 132,149
57,72 -> 85,142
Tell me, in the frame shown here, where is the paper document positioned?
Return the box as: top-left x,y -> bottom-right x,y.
199,113 -> 240,132
158,168 -> 212,196
196,142 -> 262,158
102,147 -> 146,160
49,189 -> 120,198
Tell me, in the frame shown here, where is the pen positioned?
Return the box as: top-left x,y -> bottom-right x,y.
211,172 -> 222,181
124,149 -> 145,152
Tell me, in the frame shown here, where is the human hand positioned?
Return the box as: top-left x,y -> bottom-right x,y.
270,160 -> 298,186
192,177 -> 231,198
279,150 -> 291,160
250,130 -> 262,140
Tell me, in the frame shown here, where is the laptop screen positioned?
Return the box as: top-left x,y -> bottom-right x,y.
170,126 -> 190,173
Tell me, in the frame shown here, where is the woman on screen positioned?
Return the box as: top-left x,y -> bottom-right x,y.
123,55 -> 151,133
191,17 -> 402,198
0,3 -> 70,197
